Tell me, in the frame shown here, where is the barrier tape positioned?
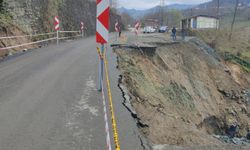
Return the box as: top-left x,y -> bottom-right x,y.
101,81 -> 112,150
96,47 -> 103,59
0,32 -> 56,40
103,47 -> 121,150
0,37 -> 57,50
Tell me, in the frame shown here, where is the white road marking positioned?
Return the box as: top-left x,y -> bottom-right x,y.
65,75 -> 99,147
76,76 -> 98,116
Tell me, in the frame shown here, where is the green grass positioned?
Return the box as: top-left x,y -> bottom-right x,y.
225,54 -> 250,73
242,66 -> 250,73
220,15 -> 250,29
241,51 -> 250,59
190,22 -> 250,73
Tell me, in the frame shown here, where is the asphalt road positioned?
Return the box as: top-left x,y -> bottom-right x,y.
0,36 -> 144,150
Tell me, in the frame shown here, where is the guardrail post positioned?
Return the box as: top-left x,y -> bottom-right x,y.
57,30 -> 59,45
98,44 -> 104,91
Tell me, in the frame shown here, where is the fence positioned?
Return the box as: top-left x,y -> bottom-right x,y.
224,52 -> 250,69
0,30 -> 82,51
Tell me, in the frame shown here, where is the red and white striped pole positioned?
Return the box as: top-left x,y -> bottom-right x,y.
135,21 -> 140,35
54,16 -> 60,45
115,20 -> 119,40
81,21 -> 84,37
96,0 -> 110,91
115,21 -> 119,32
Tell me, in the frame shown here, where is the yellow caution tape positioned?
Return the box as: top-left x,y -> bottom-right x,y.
103,47 -> 121,150
96,47 -> 103,59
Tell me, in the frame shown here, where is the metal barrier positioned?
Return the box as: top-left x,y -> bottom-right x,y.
0,32 -> 56,40
0,37 -> 57,50
224,53 -> 250,69
0,30 -> 82,50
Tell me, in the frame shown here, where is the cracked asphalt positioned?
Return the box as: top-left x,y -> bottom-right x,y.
0,35 -> 144,150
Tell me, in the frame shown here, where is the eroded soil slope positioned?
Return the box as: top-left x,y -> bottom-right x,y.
115,34 -> 250,147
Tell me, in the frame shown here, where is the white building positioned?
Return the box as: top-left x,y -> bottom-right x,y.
181,15 -> 219,29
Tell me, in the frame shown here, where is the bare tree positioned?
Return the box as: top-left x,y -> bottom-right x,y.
111,0 -> 118,9
212,0 -> 220,48
216,0 -> 220,30
121,12 -> 135,28
229,0 -> 239,40
190,8 -> 193,17
160,0 -> 165,25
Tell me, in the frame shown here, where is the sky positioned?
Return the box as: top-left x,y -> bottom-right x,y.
118,0 -> 212,10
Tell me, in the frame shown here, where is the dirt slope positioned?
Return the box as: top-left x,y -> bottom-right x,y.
115,34 -> 250,148
190,27 -> 250,62
0,18 -> 35,58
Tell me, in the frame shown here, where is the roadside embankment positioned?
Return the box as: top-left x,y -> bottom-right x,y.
189,28 -> 250,72
0,14 -> 36,58
114,33 -> 250,149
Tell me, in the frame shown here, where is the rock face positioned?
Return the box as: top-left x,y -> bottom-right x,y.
0,0 -> 121,57
2,0 -> 120,35
3,0 -> 96,34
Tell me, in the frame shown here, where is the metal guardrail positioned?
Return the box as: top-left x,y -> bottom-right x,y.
0,37 -> 57,50
0,32 -> 56,40
58,34 -> 82,40
59,31 -> 80,33
224,53 -> 250,69
0,31 -> 82,50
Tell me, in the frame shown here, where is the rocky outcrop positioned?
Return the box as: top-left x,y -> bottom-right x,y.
3,0 -> 90,34
2,0 -> 121,35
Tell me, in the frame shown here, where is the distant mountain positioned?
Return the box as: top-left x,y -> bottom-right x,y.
196,0 -> 250,9
118,0 -> 250,19
118,4 -> 195,19
185,0 -> 250,18
118,7 -> 146,19
167,4 -> 195,10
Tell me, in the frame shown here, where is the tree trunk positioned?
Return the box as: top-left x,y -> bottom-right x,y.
229,0 -> 239,41
216,0 -> 220,30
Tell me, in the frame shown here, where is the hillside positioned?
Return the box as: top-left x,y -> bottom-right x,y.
118,4 -> 194,19
185,0 -> 250,27
197,0 -> 250,9
119,0 -> 250,28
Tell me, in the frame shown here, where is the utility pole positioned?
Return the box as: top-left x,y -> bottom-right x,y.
190,8 -> 193,17
111,0 -> 118,9
229,0 -> 239,40
216,0 -> 220,30
160,0 -> 165,26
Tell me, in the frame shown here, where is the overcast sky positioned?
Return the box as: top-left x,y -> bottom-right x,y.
118,0 -> 212,10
